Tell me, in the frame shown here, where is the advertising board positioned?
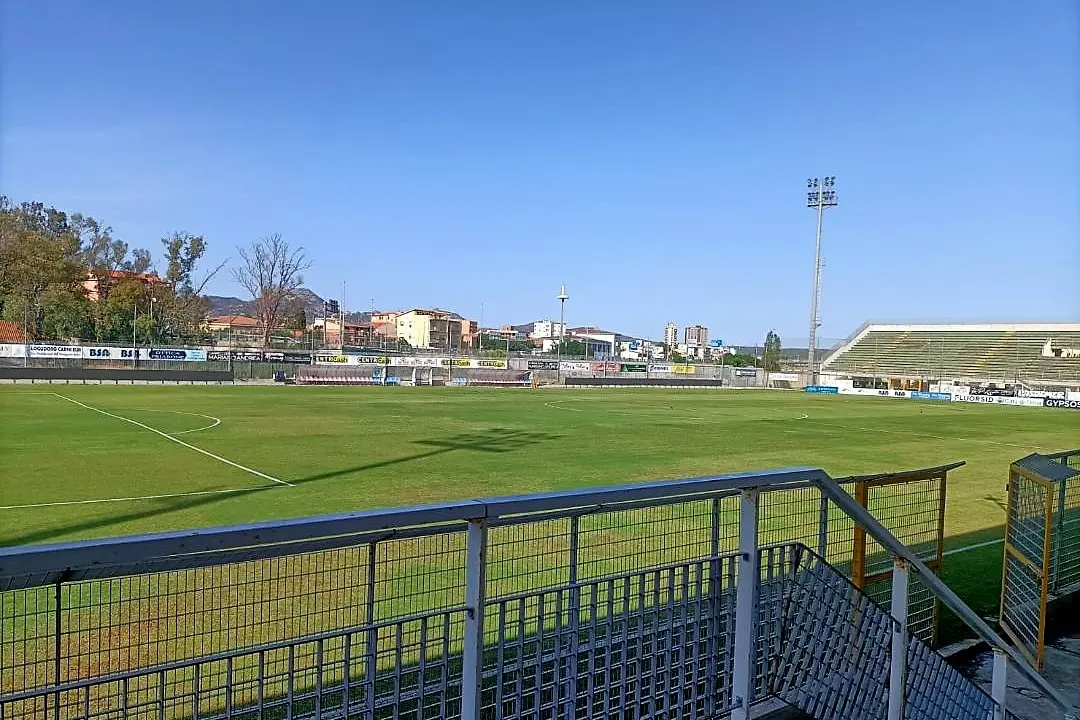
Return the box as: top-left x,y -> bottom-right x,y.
356,356 -> 391,365
148,348 -> 207,362
29,345 -> 83,359
82,346 -> 142,360
528,360 -> 560,371
394,356 -> 441,367
263,352 -> 312,364
770,372 -> 799,382
734,368 -> 758,377
910,391 -> 952,402
805,385 -> 839,394
671,365 -> 696,375
315,354 -> 350,365
0,344 -> 26,358
648,364 -> 672,374
561,362 -> 592,373
1043,398 -> 1080,410
1018,389 -> 1067,400
620,363 -> 647,373
952,394 -> 1044,407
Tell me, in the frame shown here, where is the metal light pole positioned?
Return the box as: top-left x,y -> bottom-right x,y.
132,301 -> 138,367
557,285 -> 568,381
806,176 -> 838,385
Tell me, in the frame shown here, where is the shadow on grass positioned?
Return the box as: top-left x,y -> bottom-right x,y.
6,427 -> 563,546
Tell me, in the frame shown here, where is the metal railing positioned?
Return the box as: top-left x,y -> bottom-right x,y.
1,467 -> 1073,719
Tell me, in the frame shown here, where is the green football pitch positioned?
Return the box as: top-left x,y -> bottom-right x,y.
1,384 -> 1076,625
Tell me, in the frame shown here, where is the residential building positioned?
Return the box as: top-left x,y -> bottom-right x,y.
685,325 -> 709,347
664,322 -> 678,348
393,309 -> 477,349
530,320 -> 565,341
82,270 -> 166,302
570,327 -> 617,358
369,311 -> 399,340
317,317 -> 376,347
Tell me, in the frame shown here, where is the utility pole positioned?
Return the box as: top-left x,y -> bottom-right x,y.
806,176 -> 838,385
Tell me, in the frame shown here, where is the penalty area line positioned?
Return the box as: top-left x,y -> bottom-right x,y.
0,487 -> 260,511
50,393 -> 293,487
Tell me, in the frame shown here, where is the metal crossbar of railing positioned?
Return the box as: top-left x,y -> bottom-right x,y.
0,466 -> 1074,720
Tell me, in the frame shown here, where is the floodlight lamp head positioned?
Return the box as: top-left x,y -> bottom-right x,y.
557,285 -> 569,301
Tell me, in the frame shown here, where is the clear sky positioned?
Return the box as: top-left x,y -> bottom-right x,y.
1,1 -> 1076,345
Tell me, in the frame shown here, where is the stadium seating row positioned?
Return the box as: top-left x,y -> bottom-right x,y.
823,325 -> 1080,384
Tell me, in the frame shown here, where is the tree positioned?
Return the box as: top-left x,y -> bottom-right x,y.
287,307 -> 307,330
763,330 -> 782,372
233,234 -> 311,347
157,232 -> 223,340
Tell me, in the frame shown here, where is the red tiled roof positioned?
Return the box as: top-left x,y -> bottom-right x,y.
0,320 -> 26,343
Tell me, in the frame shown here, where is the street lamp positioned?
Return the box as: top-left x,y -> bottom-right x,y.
806,176 -> 838,385
557,284 -> 569,380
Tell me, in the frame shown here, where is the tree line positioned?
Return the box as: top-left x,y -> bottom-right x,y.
0,196 -> 310,347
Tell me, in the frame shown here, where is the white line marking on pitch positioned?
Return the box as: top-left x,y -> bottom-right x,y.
50,393 -> 293,487
544,400 -> 582,412
0,487 -> 258,511
942,538 -> 1004,557
137,409 -> 222,435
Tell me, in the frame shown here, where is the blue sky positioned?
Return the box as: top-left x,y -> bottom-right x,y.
1,1 -> 1076,345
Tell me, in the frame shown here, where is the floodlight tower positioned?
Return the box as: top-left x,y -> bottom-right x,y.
806,176 -> 838,385
557,284 -> 569,380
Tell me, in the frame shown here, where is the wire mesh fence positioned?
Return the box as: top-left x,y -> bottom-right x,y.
1,467 -> 964,720
999,449 -> 1080,671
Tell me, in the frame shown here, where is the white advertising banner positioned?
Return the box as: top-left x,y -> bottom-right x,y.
83,346 -> 143,360
29,344 -> 83,359
648,364 -> 673,373
561,362 -> 592,373
770,372 -> 800,382
951,394 -> 1044,408
840,387 -> 910,399
393,356 -> 442,367
0,343 -> 26,358
1069,391 -> 1080,403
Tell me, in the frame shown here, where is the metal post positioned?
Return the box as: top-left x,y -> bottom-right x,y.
22,299 -> 29,367
731,488 -> 759,720
365,543 -> 377,720
991,648 -> 1007,720
1053,481 -> 1066,592
462,519 -> 488,720
132,302 -> 138,367
53,580 -> 62,720
705,497 -> 721,717
817,494 -> 830,558
888,558 -> 910,720
566,516 -> 580,720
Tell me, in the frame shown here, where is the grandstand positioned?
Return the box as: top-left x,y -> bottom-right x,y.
822,323 -> 1080,386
